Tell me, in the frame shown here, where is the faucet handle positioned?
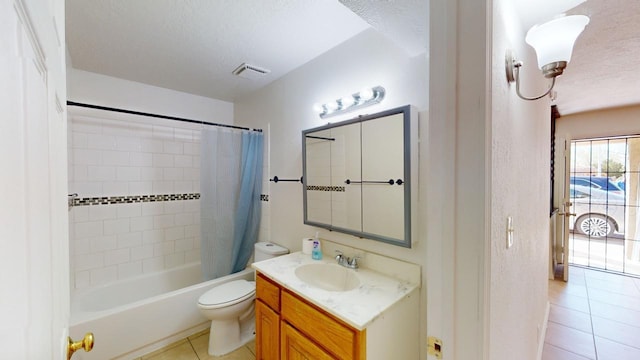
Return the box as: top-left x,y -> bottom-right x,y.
348,256 -> 361,268
335,250 -> 344,261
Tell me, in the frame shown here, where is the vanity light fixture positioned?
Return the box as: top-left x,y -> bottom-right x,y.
505,15 -> 589,100
314,86 -> 385,119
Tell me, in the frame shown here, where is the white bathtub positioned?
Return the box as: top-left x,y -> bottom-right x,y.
69,263 -> 255,359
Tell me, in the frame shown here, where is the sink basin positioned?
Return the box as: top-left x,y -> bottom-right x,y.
294,263 -> 360,292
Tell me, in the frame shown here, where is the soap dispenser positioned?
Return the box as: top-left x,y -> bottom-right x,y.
311,232 -> 322,260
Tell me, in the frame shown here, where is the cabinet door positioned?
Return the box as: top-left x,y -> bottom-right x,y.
256,300 -> 280,360
281,322 -> 335,360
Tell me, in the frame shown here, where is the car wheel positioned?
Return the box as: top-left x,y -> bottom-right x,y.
576,214 -> 614,238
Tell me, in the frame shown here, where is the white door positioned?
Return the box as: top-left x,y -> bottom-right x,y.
558,137 -> 574,281
1,0 -> 69,358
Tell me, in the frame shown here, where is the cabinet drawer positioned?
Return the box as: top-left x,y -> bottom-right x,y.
281,290 -> 364,360
256,272 -> 280,312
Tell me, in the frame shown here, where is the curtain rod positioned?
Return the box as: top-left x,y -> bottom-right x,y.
67,101 -> 263,132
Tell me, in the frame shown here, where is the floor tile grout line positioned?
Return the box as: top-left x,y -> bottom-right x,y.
544,342 -> 593,360
187,337 -> 201,360
584,275 -> 599,360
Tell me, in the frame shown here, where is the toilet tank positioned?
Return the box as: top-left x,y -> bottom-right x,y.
254,242 -> 289,262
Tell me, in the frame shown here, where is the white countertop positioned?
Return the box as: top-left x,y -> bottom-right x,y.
251,251 -> 420,330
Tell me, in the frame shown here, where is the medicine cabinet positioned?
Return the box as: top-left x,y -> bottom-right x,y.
302,105 -> 416,247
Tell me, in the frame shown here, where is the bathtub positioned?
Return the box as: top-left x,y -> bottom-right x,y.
69,263 -> 255,359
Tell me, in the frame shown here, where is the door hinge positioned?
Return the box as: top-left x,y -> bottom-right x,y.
427,336 -> 443,359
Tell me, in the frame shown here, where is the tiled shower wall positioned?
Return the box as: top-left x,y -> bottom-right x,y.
68,111 -> 202,290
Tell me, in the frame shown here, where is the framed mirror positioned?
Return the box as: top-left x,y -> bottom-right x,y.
302,105 -> 415,247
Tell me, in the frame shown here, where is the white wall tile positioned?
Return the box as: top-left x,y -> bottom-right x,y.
185,224 -> 199,238
74,238 -> 91,255
163,140 -> 183,154
183,142 -> 200,155
153,154 -> 174,167
174,181 -> 193,193
141,167 -> 164,181
117,232 -> 142,248
164,252 -> 185,268
74,165 -> 88,181
118,261 -> 142,279
75,221 -> 103,238
174,155 -> 193,168
117,167 -> 141,181
130,153 -> 153,167
185,249 -> 200,263
142,229 -> 165,244
116,203 -> 142,218
153,214 -> 175,229
88,165 -> 116,181
183,167 -> 199,180
163,168 -> 183,181
74,149 -> 101,165
175,238 -> 193,252
74,271 -> 91,289
152,181 -> 174,194
102,150 -> 131,166
163,201 -> 184,214
154,241 -> 175,256
131,245 -> 154,261
91,266 -> 118,286
73,119 -> 102,134
116,136 -> 142,152
174,213 -> 194,226
130,216 -> 154,232
153,125 -> 174,140
102,182 -> 129,196
75,253 -> 104,271
174,128 -> 193,142
105,248 -> 130,266
72,206 -> 89,222
183,200 -> 199,212
103,218 -> 130,235
71,181 -> 103,196
143,257 -> 164,273
72,132 -> 89,148
87,133 -> 118,150
165,226 -> 185,241
140,138 -> 163,153
90,235 -> 117,252
141,202 -> 164,216
129,181 -> 153,195
89,205 -> 117,221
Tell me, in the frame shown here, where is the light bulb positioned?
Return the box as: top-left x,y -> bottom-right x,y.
358,88 -> 375,102
325,101 -> 339,112
340,96 -> 355,109
312,103 -> 324,113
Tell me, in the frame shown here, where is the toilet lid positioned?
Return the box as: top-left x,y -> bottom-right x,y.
198,280 -> 256,307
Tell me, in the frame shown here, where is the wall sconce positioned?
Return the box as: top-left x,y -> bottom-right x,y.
314,86 -> 385,119
506,15 -> 589,100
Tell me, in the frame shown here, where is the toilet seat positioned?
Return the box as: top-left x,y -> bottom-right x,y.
198,280 -> 256,309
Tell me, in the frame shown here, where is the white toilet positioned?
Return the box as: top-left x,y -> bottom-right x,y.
197,242 -> 289,356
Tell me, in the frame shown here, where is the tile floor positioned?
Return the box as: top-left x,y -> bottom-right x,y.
543,266 -> 640,360
135,329 -> 256,360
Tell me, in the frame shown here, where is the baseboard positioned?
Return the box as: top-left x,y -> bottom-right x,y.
536,301 -> 551,360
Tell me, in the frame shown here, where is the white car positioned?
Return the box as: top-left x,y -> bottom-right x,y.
569,184 -> 626,238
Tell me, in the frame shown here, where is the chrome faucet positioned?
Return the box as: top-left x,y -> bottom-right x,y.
334,250 -> 360,269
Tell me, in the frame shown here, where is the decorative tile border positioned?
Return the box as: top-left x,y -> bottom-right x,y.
306,185 -> 346,192
72,193 -> 200,207
71,193 -> 270,207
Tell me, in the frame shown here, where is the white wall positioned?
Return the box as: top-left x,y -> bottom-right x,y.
490,0 -> 551,359
68,68 -> 234,123
234,28 -> 429,355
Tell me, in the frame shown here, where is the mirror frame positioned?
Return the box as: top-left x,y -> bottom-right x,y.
302,105 -> 413,248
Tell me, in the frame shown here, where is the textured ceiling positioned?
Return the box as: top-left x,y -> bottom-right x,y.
553,0 -> 640,115
66,0 -> 370,102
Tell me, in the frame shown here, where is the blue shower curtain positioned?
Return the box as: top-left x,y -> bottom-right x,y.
200,129 -> 263,280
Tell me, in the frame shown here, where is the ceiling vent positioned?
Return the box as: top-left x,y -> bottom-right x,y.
232,63 -> 270,80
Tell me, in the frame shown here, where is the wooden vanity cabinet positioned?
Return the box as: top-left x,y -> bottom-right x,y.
256,272 -> 366,360
255,273 -> 281,360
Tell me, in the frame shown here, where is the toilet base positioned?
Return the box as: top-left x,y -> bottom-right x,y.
207,311 -> 256,356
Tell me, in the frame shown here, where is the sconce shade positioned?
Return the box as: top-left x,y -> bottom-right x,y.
525,15 -> 589,71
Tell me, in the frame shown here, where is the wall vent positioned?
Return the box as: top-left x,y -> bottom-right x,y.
232,63 -> 270,80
